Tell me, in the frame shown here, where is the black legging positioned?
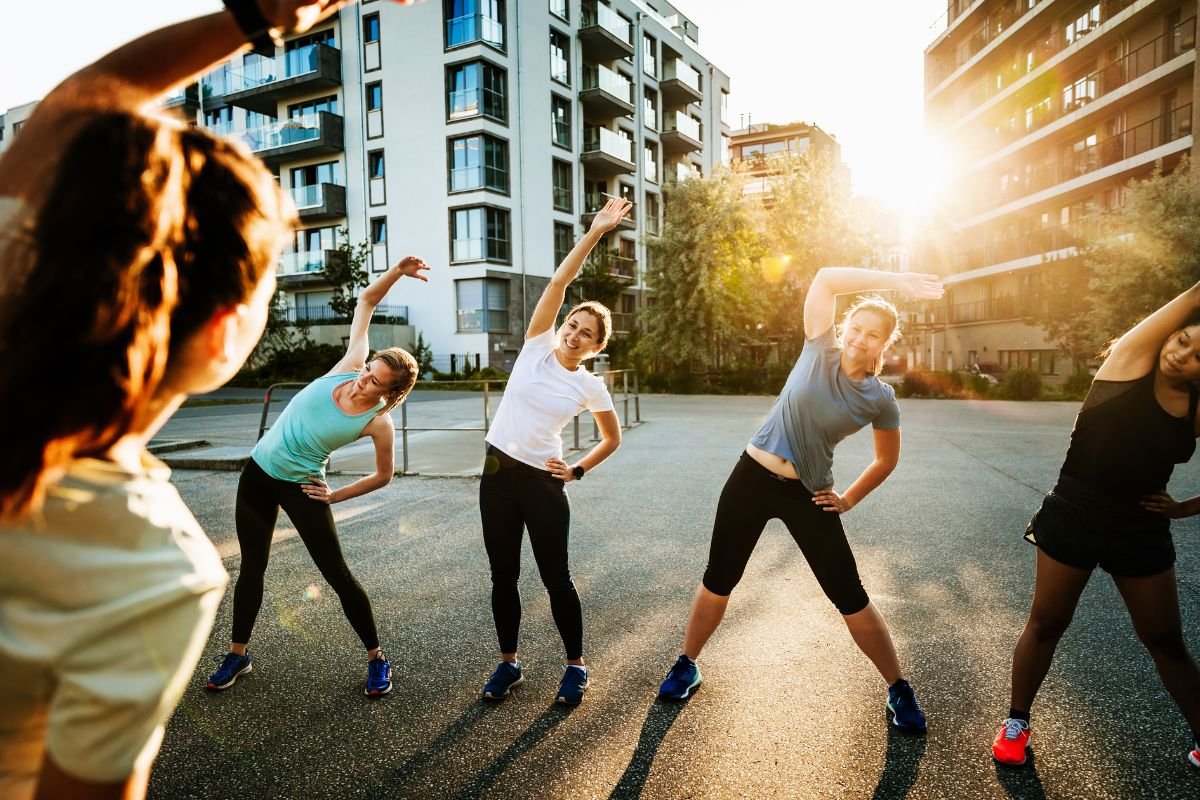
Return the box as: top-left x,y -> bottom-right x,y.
702,452 -> 870,616
479,445 -> 582,659
231,458 -> 380,650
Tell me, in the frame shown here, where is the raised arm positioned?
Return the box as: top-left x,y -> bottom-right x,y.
803,267 -> 944,340
526,197 -> 632,339
328,255 -> 429,375
1096,281 -> 1200,381
0,1 -> 366,200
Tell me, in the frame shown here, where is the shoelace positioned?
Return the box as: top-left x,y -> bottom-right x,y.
369,659 -> 389,681
1003,719 -> 1029,740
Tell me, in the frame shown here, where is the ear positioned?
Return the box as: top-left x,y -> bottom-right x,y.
204,303 -> 247,365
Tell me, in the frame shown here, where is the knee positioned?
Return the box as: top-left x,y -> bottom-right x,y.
489,565 -> 520,588
539,569 -> 575,594
701,568 -> 739,598
1136,626 -> 1190,660
1026,611 -> 1072,644
833,587 -> 870,617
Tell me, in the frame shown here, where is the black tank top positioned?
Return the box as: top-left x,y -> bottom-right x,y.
1055,370 -> 1198,509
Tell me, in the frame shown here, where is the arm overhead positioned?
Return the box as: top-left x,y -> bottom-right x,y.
329,255 -> 429,375
1096,282 -> 1200,381
803,268 -> 943,341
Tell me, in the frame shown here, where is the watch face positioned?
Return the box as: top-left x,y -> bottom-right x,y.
572,465 -> 585,479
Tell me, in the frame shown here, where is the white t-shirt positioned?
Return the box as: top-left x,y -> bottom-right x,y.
485,329 -> 615,469
0,456 -> 228,796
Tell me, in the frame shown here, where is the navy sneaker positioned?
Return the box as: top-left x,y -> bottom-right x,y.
364,652 -> 392,696
886,679 -> 927,734
482,660 -> 523,700
658,655 -> 702,701
206,651 -> 252,690
555,665 -> 589,705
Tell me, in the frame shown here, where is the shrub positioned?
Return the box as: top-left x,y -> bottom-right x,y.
1054,368 -> 1094,401
1001,367 -> 1043,400
233,342 -> 345,386
897,370 -> 988,399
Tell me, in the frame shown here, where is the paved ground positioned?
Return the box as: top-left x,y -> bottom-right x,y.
148,395 -> 1200,799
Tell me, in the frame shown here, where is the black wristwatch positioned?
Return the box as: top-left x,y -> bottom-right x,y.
572,465 -> 586,481
223,0 -> 281,53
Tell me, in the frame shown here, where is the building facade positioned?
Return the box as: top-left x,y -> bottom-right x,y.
727,121 -> 845,203
923,0 -> 1197,380
182,0 -> 730,372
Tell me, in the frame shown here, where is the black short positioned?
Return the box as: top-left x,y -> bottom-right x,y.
1024,491 -> 1175,577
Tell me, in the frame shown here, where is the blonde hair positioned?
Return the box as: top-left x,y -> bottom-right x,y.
369,347 -> 419,416
563,300 -> 613,352
836,295 -> 901,376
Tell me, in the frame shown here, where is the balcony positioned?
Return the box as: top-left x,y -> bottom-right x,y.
242,112 -> 344,168
162,84 -> 200,112
219,44 -> 342,116
670,160 -> 700,183
611,311 -> 635,334
980,20 -> 1194,158
953,216 -> 1105,274
581,127 -> 635,174
581,192 -> 635,231
291,182 -> 347,221
660,59 -> 702,105
586,249 -> 637,282
277,249 -> 346,287
580,2 -> 634,60
446,9 -> 504,50
661,110 -> 702,152
580,65 -> 634,118
926,294 -> 1045,326
977,104 -> 1192,215
283,303 -> 408,325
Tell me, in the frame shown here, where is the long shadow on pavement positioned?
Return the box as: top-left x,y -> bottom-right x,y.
870,726 -> 927,800
608,700 -> 687,799
366,703 -> 493,800
454,703 -> 576,799
994,753 -> 1047,800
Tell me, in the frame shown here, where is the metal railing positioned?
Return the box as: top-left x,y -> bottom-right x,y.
583,126 -> 634,162
570,370 -> 642,451
582,1 -> 632,44
954,215 -> 1106,273
926,294 -> 1045,325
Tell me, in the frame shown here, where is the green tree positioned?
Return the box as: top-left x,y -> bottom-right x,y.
1037,160 -> 1200,361
638,168 -> 765,369
325,228 -> 371,319
245,288 -> 312,369
572,248 -> 627,310
412,331 -> 434,375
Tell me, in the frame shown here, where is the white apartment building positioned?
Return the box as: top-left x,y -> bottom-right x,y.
173,0 -> 730,372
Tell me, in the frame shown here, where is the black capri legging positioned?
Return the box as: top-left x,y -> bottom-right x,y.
479,445 -> 582,659
702,452 -> 870,616
231,458 -> 380,650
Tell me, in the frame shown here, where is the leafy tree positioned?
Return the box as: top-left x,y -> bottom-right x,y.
245,288 -> 311,369
325,227 -> 371,318
573,248 -> 627,310
412,331 -> 434,375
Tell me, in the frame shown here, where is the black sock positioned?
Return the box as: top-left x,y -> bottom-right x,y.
1008,708 -> 1030,724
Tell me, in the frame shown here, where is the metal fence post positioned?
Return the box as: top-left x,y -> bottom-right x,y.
634,371 -> 641,423
401,401 -> 409,475
573,414 -> 580,450
483,380 -> 490,431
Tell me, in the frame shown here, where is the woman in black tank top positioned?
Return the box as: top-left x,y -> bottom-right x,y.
991,284 -> 1200,770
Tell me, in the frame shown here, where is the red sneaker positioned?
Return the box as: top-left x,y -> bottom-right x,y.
992,718 -> 1031,766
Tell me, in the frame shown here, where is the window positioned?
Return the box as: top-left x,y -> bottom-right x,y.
371,217 -> 387,244
287,29 -> 336,50
204,106 -> 234,136
368,150 -> 385,179
643,34 -> 657,78
1064,3 -> 1100,45
368,150 -> 386,205
291,161 -> 342,187
550,30 -> 570,85
645,192 -> 661,235
550,0 -> 568,21
367,82 -> 384,111
288,95 -> 338,119
643,88 -> 658,130
447,61 -> 507,122
451,206 -> 511,262
456,278 -> 509,332
998,349 -> 1057,375
553,222 -> 574,264
296,225 -> 338,254
448,134 -> 509,193
364,13 -> 380,42
552,159 -> 573,211
366,82 -> 384,138
643,141 -> 658,184
551,94 -> 571,148
445,0 -> 505,50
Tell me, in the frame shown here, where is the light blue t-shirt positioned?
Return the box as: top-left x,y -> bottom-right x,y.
251,372 -> 382,482
749,325 -> 900,491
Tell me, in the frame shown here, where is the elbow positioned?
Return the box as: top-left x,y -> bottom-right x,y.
376,472 -> 394,488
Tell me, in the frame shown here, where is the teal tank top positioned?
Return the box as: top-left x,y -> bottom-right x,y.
251,372 -> 383,482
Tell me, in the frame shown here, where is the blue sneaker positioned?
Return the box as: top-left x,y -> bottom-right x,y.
886,679 -> 927,734
482,660 -> 523,700
555,665 -> 589,705
206,651 -> 252,690
658,655 -> 702,701
364,652 -> 392,696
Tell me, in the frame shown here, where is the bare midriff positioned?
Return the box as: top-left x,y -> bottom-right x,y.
745,442 -> 800,480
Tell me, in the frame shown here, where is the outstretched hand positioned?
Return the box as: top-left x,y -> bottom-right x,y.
394,255 -> 430,282
894,272 -> 944,301
588,197 -> 633,235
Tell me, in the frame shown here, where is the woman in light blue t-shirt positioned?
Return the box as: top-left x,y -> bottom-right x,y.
657,266 -> 943,735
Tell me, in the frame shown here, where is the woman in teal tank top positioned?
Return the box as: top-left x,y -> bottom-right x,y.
206,256 -> 429,697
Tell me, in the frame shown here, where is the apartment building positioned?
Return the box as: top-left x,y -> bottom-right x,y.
923,0 -> 1196,381
179,0 -> 730,371
0,101 -> 37,156
728,121 -> 845,203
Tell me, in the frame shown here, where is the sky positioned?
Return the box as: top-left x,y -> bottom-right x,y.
0,0 -> 950,207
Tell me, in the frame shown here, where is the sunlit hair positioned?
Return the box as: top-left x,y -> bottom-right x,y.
0,100 -> 294,522
562,300 -> 613,352
836,295 -> 901,376
369,347 -> 419,416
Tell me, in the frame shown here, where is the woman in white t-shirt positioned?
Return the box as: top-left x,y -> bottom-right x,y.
0,3 -> 373,798
479,198 -> 632,706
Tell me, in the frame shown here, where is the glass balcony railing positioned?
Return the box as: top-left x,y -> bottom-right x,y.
674,161 -> 699,182
447,10 -> 504,49
279,250 -> 332,276
663,59 -> 700,92
449,86 -> 504,120
644,152 -> 658,183
582,2 -> 632,45
241,114 -> 331,153
953,216 -> 1106,274
666,110 -> 701,141
583,126 -> 633,163
224,44 -> 331,92
582,64 -> 632,103
290,183 -> 346,209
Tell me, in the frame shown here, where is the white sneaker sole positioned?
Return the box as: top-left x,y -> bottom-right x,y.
1188,749 -> 1199,768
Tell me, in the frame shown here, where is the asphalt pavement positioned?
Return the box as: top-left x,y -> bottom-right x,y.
148,395 -> 1200,799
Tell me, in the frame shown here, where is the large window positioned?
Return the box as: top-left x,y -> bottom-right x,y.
363,13 -> 380,42
451,206 -> 511,263
553,222 -> 574,265
552,159 -> 572,211
550,0 -> 568,21
445,0 -> 505,50
551,94 -> 571,148
366,82 -> 384,111
447,60 -> 507,122
643,34 -> 657,78
643,87 -> 658,130
643,141 -> 658,184
456,278 -> 509,332
448,134 -> 509,193
998,349 -> 1057,375
288,95 -> 338,119
550,29 -> 570,85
